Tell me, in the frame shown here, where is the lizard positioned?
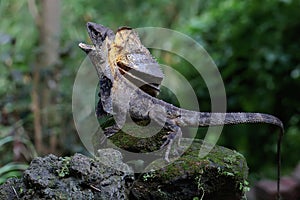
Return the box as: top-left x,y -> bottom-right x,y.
79,22 -> 284,199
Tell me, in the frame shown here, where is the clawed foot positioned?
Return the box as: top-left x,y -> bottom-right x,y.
98,125 -> 119,145
160,129 -> 184,162
104,124 -> 120,137
161,132 -> 176,162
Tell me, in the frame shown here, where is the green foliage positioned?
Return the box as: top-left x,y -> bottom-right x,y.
239,180 -> 250,193
0,163 -> 28,184
0,131 -> 33,184
183,0 -> 300,178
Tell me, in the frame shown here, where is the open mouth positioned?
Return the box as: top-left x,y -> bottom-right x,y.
78,42 -> 95,54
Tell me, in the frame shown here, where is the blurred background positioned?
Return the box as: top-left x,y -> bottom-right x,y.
0,0 -> 299,188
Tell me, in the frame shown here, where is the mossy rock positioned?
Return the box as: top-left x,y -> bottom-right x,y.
94,120 -> 249,199
94,119 -> 170,153
0,153 -> 133,200
129,139 -> 249,200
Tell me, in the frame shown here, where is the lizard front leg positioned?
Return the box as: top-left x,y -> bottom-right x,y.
160,124 -> 183,162
103,102 -> 128,136
149,108 -> 183,162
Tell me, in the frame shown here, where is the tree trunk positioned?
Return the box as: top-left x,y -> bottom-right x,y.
30,0 -> 60,154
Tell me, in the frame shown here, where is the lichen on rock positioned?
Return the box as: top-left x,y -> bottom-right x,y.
0,152 -> 133,200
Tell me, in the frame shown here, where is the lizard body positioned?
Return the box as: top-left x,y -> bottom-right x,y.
79,22 -> 283,199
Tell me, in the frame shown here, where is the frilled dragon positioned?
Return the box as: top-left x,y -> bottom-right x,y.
79,22 -> 284,199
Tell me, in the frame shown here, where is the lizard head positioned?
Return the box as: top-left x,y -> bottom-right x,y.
79,22 -> 115,115
79,22 -> 114,81
78,22 -> 115,53
86,22 -> 115,48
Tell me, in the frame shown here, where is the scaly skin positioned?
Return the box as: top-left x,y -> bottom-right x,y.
79,22 -> 283,199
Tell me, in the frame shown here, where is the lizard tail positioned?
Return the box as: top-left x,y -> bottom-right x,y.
180,111 -> 284,131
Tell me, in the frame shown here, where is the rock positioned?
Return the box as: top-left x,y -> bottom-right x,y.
0,178 -> 26,199
100,122 -> 249,199
129,139 -> 249,200
0,139 -> 249,200
0,152 -> 133,200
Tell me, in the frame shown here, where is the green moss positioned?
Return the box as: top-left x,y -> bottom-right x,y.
239,180 -> 250,193
56,157 -> 71,178
133,138 -> 249,198
105,121 -> 169,153
142,170 -> 156,181
157,187 -> 169,198
148,139 -> 247,181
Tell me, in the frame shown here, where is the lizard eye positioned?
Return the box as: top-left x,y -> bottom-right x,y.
92,28 -> 101,38
88,23 -> 103,40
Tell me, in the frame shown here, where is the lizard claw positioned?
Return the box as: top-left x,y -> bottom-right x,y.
164,155 -> 170,163
104,124 -> 120,137
160,132 -> 176,149
160,132 -> 176,162
160,126 -> 184,162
